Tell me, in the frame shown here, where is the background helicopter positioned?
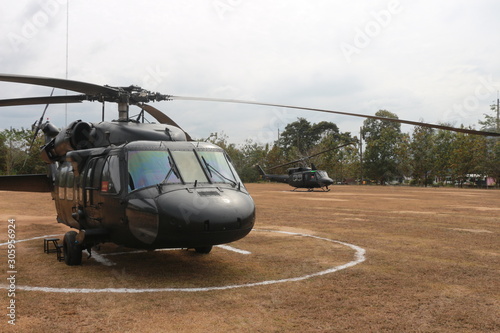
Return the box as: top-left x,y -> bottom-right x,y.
256,143 -> 355,191
1,74 -> 499,266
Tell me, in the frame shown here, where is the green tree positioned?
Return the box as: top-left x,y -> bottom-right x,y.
278,117 -> 339,158
478,104 -> 500,187
239,139 -> 269,182
361,110 -> 403,184
479,101 -> 500,133
395,133 -> 412,181
432,128 -> 456,184
449,130 -> 488,185
0,128 -> 46,175
484,139 -> 500,187
0,133 -> 6,173
264,144 -> 286,174
313,131 -> 359,182
410,126 -> 436,186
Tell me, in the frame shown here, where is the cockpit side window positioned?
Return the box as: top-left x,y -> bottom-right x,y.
101,155 -> 121,194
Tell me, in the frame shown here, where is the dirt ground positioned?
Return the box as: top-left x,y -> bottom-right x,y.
0,184 -> 498,332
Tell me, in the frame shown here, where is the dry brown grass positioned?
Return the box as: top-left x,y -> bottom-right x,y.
0,184 -> 498,332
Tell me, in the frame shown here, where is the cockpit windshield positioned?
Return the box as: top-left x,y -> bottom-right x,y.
127,148 -> 240,192
197,150 -> 238,185
170,150 -> 208,183
316,170 -> 329,179
128,150 -> 181,191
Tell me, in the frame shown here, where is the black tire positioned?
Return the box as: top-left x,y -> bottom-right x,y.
195,246 -> 213,254
63,231 -> 83,266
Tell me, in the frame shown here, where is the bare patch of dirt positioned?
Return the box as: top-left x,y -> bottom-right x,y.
0,185 -> 499,332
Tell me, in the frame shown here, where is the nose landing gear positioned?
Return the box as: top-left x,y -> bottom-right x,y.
194,246 -> 213,254
63,231 -> 83,266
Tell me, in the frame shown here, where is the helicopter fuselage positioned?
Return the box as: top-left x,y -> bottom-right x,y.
287,169 -> 334,190
257,165 -> 334,191
48,121 -> 255,251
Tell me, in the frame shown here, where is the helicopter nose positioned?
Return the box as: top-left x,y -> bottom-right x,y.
322,178 -> 334,186
154,188 -> 255,247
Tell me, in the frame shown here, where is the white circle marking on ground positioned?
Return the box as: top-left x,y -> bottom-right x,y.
0,229 -> 366,293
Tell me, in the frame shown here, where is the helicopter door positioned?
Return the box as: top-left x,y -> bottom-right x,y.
83,157 -> 104,225
306,172 -> 316,188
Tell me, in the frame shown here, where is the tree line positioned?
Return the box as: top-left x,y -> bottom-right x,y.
360,110 -> 499,187
0,127 -> 46,176
208,107 -> 499,187
1,107 -> 498,187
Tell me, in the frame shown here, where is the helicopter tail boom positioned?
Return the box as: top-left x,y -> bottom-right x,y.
0,174 -> 52,192
255,165 -> 289,183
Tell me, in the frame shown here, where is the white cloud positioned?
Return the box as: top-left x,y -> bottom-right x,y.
1,0 -> 499,143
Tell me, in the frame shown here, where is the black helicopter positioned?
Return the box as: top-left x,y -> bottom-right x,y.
0,74 -> 256,265
256,143 -> 355,191
1,74 -> 499,266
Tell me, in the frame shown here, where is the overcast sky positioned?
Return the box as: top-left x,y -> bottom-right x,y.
1,0 -> 499,144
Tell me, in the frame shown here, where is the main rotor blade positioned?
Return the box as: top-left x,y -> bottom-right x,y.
0,74 -> 118,95
137,104 -> 193,141
0,95 -> 87,107
268,142 -> 355,170
306,142 -> 356,159
170,96 -> 500,137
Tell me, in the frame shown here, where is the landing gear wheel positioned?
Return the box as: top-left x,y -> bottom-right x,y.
195,246 -> 213,254
63,231 -> 83,266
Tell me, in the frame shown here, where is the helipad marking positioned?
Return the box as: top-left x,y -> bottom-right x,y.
216,244 -> 251,254
0,234 -> 61,246
0,229 -> 366,293
91,251 -> 116,266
